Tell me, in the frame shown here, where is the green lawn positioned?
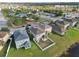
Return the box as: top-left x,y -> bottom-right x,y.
7,28 -> 79,57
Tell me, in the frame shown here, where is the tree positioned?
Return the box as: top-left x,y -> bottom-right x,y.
72,8 -> 77,12
56,10 -> 63,16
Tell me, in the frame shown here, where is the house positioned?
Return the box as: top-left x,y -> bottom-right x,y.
27,22 -> 51,42
30,22 -> 52,33
63,13 -> 76,19
64,18 -> 78,27
0,32 -> 10,50
39,23 -> 52,33
29,27 -> 46,42
10,27 -> 25,35
9,12 -> 15,16
36,11 -> 56,17
35,11 -> 56,21
74,13 -> 79,18
51,23 -> 65,35
63,13 -> 78,27
27,22 -> 53,42
55,19 -> 70,30
28,22 -> 55,51
13,29 -> 31,49
15,13 -> 28,18
49,19 -> 70,35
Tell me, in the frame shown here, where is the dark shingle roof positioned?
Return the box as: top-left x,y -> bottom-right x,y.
55,20 -> 69,26
13,30 -> 29,41
51,24 -> 65,33
30,27 -> 44,36
64,18 -> 77,23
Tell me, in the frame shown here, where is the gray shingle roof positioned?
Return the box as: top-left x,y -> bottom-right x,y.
51,24 -> 65,34
13,30 -> 31,49
13,30 -> 29,41
55,20 -> 69,26
30,22 -> 51,31
30,27 -> 44,36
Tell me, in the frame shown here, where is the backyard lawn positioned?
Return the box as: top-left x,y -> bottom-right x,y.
7,28 -> 79,57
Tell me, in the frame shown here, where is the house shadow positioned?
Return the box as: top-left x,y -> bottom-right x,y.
27,31 -> 34,41
10,35 -> 16,49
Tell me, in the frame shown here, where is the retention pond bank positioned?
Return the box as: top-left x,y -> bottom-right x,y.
61,43 -> 79,57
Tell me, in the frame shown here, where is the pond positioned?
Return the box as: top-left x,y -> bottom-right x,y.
61,43 -> 79,57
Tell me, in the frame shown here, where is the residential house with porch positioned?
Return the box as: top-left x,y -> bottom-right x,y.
27,22 -> 55,51
51,19 -> 70,35
63,13 -> 78,27
35,11 -> 56,21
29,22 -> 52,33
64,18 -> 78,27
13,29 -> 31,49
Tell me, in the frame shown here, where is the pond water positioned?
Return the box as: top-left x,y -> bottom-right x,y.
61,43 -> 79,57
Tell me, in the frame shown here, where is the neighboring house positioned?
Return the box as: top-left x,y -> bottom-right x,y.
63,13 -> 78,27
0,32 -> 10,50
13,30 -> 31,49
50,19 -> 70,35
9,12 -> 15,16
26,18 -> 34,21
10,27 -> 25,35
38,12 -> 56,17
35,11 -> 56,21
51,23 -> 65,35
15,13 -> 28,18
63,13 -> 76,19
64,18 -> 78,27
55,19 -> 70,30
74,13 -> 79,18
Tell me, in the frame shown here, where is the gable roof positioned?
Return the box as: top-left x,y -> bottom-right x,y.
64,18 -> 77,23
30,22 -> 52,31
13,30 -> 29,41
30,27 -> 44,36
39,23 -> 52,30
55,19 -> 69,26
51,23 -> 65,34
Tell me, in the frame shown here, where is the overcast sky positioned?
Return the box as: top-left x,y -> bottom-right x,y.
0,0 -> 79,3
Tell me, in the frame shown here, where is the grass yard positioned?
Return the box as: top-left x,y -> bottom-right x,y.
7,28 -> 79,57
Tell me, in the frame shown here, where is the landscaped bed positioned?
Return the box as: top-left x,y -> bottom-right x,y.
6,28 -> 79,57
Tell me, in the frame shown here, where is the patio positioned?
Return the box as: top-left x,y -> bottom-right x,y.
33,37 -> 55,51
